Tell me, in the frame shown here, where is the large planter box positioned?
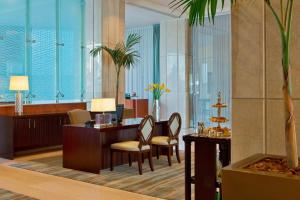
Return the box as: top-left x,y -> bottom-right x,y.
222,154 -> 300,200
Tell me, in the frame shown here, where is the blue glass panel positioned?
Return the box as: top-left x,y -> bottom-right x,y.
58,0 -> 83,101
0,0 -> 26,102
0,0 -> 87,103
30,0 -> 56,102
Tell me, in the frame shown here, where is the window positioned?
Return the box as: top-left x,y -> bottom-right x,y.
0,0 -> 26,102
58,0 -> 83,101
125,26 -> 154,100
0,0 -> 101,103
29,0 -> 56,102
190,14 -> 231,127
125,25 -> 160,112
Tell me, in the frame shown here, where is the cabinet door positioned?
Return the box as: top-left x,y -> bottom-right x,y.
35,115 -> 63,147
48,115 -> 61,146
13,117 -> 31,151
32,115 -> 56,147
31,116 -> 46,148
55,114 -> 68,145
14,114 -> 68,151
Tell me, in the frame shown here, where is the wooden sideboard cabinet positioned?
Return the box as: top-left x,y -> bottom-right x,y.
124,99 -> 148,118
0,113 -> 69,159
0,102 -> 86,159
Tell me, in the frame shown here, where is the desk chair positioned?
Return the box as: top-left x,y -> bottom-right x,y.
110,115 -> 155,175
152,112 -> 182,166
67,109 -> 91,124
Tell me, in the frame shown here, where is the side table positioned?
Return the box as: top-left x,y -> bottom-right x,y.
184,134 -> 231,200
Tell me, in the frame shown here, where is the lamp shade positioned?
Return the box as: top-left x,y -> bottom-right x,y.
91,98 -> 116,112
9,76 -> 29,91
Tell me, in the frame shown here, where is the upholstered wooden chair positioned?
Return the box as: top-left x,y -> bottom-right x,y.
152,112 -> 182,166
67,109 -> 91,124
110,115 -> 155,175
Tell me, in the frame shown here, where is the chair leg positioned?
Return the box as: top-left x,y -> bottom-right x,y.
142,153 -> 144,163
156,145 -> 160,159
128,152 -> 132,167
167,146 -> 172,166
175,144 -> 181,163
148,151 -> 154,171
110,150 -> 114,171
137,152 -> 143,175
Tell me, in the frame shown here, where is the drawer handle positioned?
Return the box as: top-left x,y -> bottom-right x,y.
33,120 -> 36,129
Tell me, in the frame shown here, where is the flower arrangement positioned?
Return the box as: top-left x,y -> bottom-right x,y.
146,83 -> 170,100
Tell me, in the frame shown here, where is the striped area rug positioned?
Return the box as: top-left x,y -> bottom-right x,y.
11,153 -> 194,200
0,189 -> 37,200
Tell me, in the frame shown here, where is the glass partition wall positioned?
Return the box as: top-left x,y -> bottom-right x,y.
190,14 -> 231,128
0,0 -> 101,103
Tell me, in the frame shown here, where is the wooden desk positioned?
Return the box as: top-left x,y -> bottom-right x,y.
63,119 -> 168,174
184,134 -> 231,200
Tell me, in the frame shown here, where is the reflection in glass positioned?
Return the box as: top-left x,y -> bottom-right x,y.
190,14 -> 231,128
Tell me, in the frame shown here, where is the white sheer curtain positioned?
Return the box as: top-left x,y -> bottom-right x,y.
125,26 -> 154,111
191,13 -> 231,127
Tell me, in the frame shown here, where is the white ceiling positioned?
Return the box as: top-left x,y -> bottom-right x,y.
125,0 -> 231,29
147,0 -> 172,6
125,4 -> 174,28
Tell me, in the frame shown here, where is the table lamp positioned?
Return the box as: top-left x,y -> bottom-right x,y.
91,98 -> 116,127
9,76 -> 29,115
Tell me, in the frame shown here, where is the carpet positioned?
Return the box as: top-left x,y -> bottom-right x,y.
11,154 -> 194,200
0,189 -> 37,200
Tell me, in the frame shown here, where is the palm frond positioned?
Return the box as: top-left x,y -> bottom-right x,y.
123,50 -> 140,69
90,33 -> 141,71
169,0 -> 236,26
126,33 -> 141,50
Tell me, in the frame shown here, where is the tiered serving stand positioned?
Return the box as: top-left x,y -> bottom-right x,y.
210,92 -> 230,136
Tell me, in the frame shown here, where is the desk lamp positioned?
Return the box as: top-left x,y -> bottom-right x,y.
9,76 -> 29,115
91,98 -> 116,128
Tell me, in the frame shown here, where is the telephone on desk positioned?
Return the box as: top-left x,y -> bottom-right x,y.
85,120 -> 95,128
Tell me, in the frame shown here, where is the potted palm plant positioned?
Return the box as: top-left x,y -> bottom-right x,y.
90,34 -> 141,104
170,0 -> 300,199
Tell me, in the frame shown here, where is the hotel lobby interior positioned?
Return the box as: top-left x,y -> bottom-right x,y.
1,0 -> 300,199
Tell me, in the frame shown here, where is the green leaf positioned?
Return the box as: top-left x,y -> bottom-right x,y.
90,33 -> 141,70
169,0 -> 235,26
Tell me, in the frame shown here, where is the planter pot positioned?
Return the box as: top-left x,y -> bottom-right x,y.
222,154 -> 300,200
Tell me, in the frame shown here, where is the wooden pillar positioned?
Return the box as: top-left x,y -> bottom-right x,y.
101,0 -> 125,103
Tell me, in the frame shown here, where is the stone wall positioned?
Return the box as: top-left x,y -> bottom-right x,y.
101,0 -> 125,103
232,0 -> 300,162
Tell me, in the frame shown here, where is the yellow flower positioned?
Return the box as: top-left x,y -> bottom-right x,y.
166,89 -> 171,93
153,84 -> 159,89
160,83 -> 166,90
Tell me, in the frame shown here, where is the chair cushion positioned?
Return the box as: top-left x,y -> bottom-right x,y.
152,136 -> 177,145
111,141 -> 150,151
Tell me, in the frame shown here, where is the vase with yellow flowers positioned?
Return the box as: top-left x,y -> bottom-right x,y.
146,83 -> 170,121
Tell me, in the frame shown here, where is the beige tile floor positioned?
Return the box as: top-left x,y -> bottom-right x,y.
0,153 -> 162,200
